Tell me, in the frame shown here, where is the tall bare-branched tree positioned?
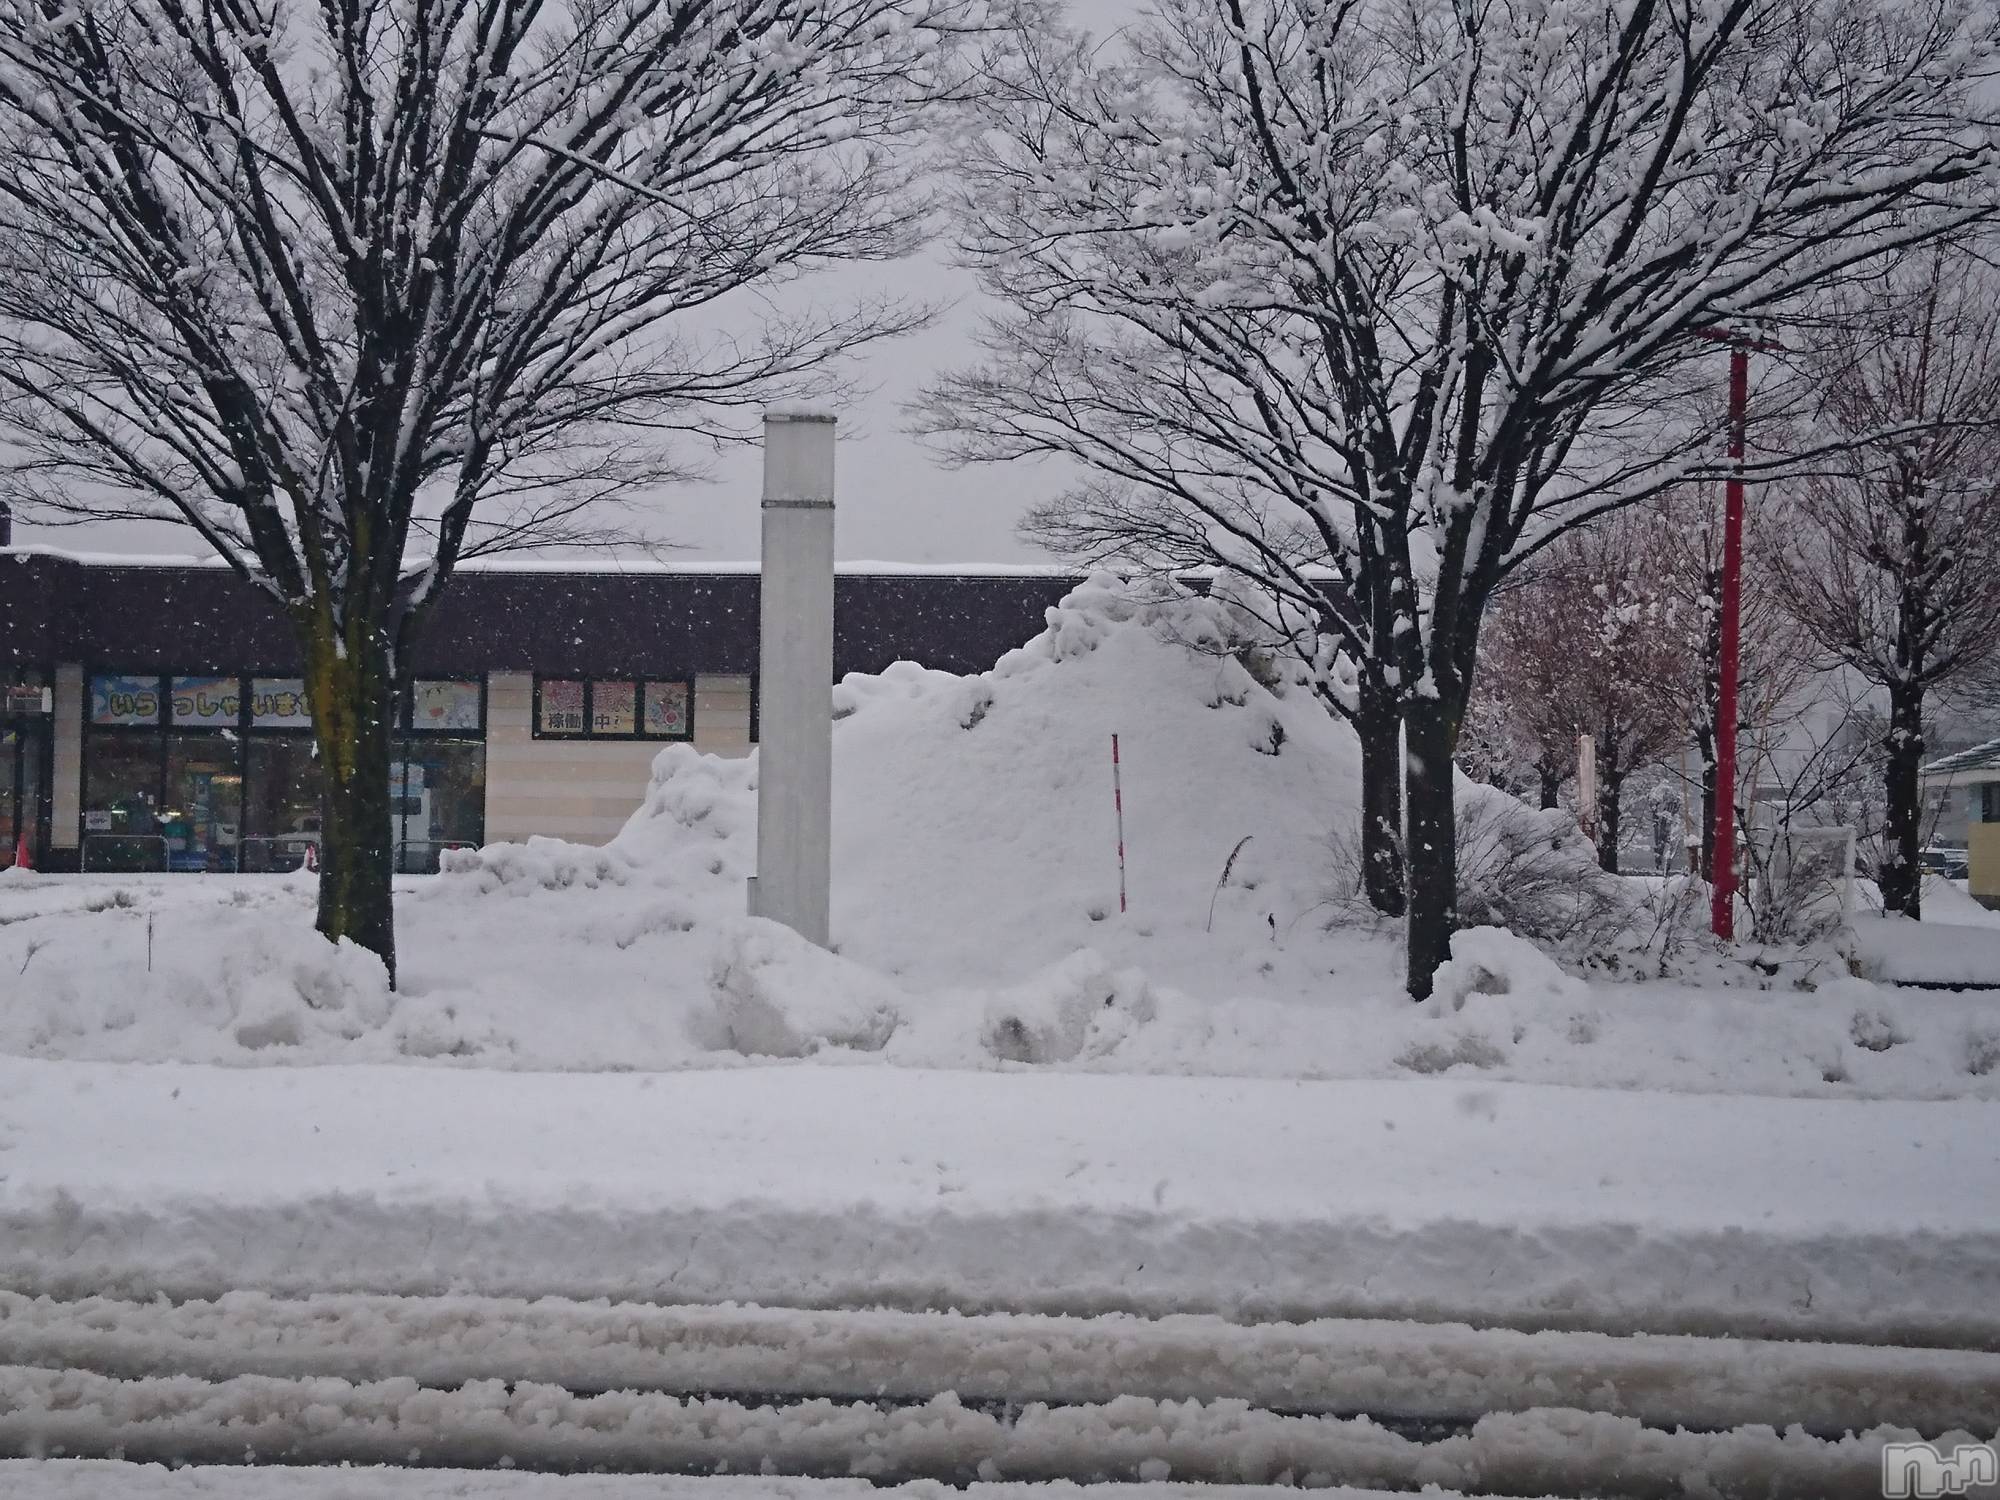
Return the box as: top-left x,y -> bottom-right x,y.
1464,607 -> 1578,814
1480,512 -> 1692,872
921,0 -> 1997,995
0,0 -> 962,978
1771,243 -> 2000,919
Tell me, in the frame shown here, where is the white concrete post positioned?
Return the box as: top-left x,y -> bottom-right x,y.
750,410 -> 836,946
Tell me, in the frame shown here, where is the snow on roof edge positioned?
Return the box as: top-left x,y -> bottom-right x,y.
1923,736 -> 2000,778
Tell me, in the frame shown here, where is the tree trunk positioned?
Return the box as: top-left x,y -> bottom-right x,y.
1355,683 -> 1406,916
1598,753 -> 1623,875
1537,761 -> 1561,810
1878,682 -> 1925,920
1403,698 -> 1458,1000
304,625 -> 400,985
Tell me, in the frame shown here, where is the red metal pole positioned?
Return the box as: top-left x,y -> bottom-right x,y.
1710,346 -> 1749,940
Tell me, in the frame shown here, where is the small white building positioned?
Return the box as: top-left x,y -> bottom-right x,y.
1920,739 -> 2000,908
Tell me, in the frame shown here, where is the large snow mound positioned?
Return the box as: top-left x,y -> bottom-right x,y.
3,573 -> 1998,1097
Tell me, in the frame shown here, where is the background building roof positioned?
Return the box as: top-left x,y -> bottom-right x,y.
1921,737 -> 2000,787
0,549 -> 1088,679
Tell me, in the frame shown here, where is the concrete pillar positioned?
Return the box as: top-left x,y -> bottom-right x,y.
750,410 -> 835,946
51,663 -> 82,851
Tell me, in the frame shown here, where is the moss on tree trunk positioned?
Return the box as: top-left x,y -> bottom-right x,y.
303,622 -> 399,986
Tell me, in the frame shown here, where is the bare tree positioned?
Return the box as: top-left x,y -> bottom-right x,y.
1480,512 -> 1692,872
0,0 -> 960,978
1770,243 -> 2000,919
1462,622 -> 1578,814
1732,673 -> 1883,942
922,0 -> 1997,995
1652,487 -> 1819,884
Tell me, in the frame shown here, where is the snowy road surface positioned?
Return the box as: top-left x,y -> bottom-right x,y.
0,1474 -> 1461,1499
1,1061 -> 1994,1494
0,1368 -> 1952,1495
1,1058 -> 1995,1342
7,1292 -> 1993,1434
0,1477 -> 1474,1500
0,1293 -> 1991,1495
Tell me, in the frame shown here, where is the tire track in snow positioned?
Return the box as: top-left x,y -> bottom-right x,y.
2,1291 -> 1995,1438
0,1363 -> 1971,1499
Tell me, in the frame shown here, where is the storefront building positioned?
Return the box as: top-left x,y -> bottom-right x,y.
0,549 -> 1081,873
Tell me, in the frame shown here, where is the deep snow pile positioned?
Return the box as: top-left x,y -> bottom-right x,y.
4,574 -> 2000,1095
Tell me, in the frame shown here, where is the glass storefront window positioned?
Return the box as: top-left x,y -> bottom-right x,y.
393,738 -> 486,872
164,733 -> 240,873
83,733 -> 165,870
250,678 -> 312,729
0,727 -> 18,867
170,675 -> 240,727
2,667 -> 50,868
534,676 -> 691,740
412,680 -> 481,732
536,679 -> 586,736
592,680 -> 637,736
643,681 -> 691,739
242,737 -> 323,871
90,673 -> 162,727
76,667 -> 488,873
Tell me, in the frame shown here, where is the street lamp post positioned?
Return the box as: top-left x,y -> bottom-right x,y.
1693,326 -> 1781,941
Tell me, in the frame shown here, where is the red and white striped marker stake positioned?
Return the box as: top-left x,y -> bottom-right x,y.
1111,733 -> 1127,915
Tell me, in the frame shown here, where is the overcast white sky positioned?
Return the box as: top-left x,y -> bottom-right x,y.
13,1 -> 1144,569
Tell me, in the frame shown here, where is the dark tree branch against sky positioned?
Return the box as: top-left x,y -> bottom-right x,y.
1479,510 -> 1692,873
0,0 -> 969,978
923,0 -> 1998,995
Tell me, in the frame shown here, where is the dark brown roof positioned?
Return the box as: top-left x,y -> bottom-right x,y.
0,552 -> 1086,679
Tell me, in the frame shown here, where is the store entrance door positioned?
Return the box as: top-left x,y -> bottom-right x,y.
1,720 -> 47,868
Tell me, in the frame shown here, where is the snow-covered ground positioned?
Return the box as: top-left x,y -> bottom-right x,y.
3,577 -> 1998,1492
0,1379 -> 1947,1495
4,1478 -> 1330,1500
2,1475 -> 1462,1500
4,576 -> 1999,1098
0,1058 -> 1994,1344
10,1292 -> 1992,1433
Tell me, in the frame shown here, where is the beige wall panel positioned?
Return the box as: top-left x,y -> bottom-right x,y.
51,663 -> 83,848
1970,822 -> 2000,905
482,672 -> 754,845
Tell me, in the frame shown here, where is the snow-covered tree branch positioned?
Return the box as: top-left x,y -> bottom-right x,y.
0,0 -> 967,977
922,0 -> 1997,994
1770,240 -> 2000,919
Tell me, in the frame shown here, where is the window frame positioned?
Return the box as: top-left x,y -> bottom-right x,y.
532,674 -> 694,742
404,677 -> 487,736
79,666 -> 495,867
81,666 -> 245,862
